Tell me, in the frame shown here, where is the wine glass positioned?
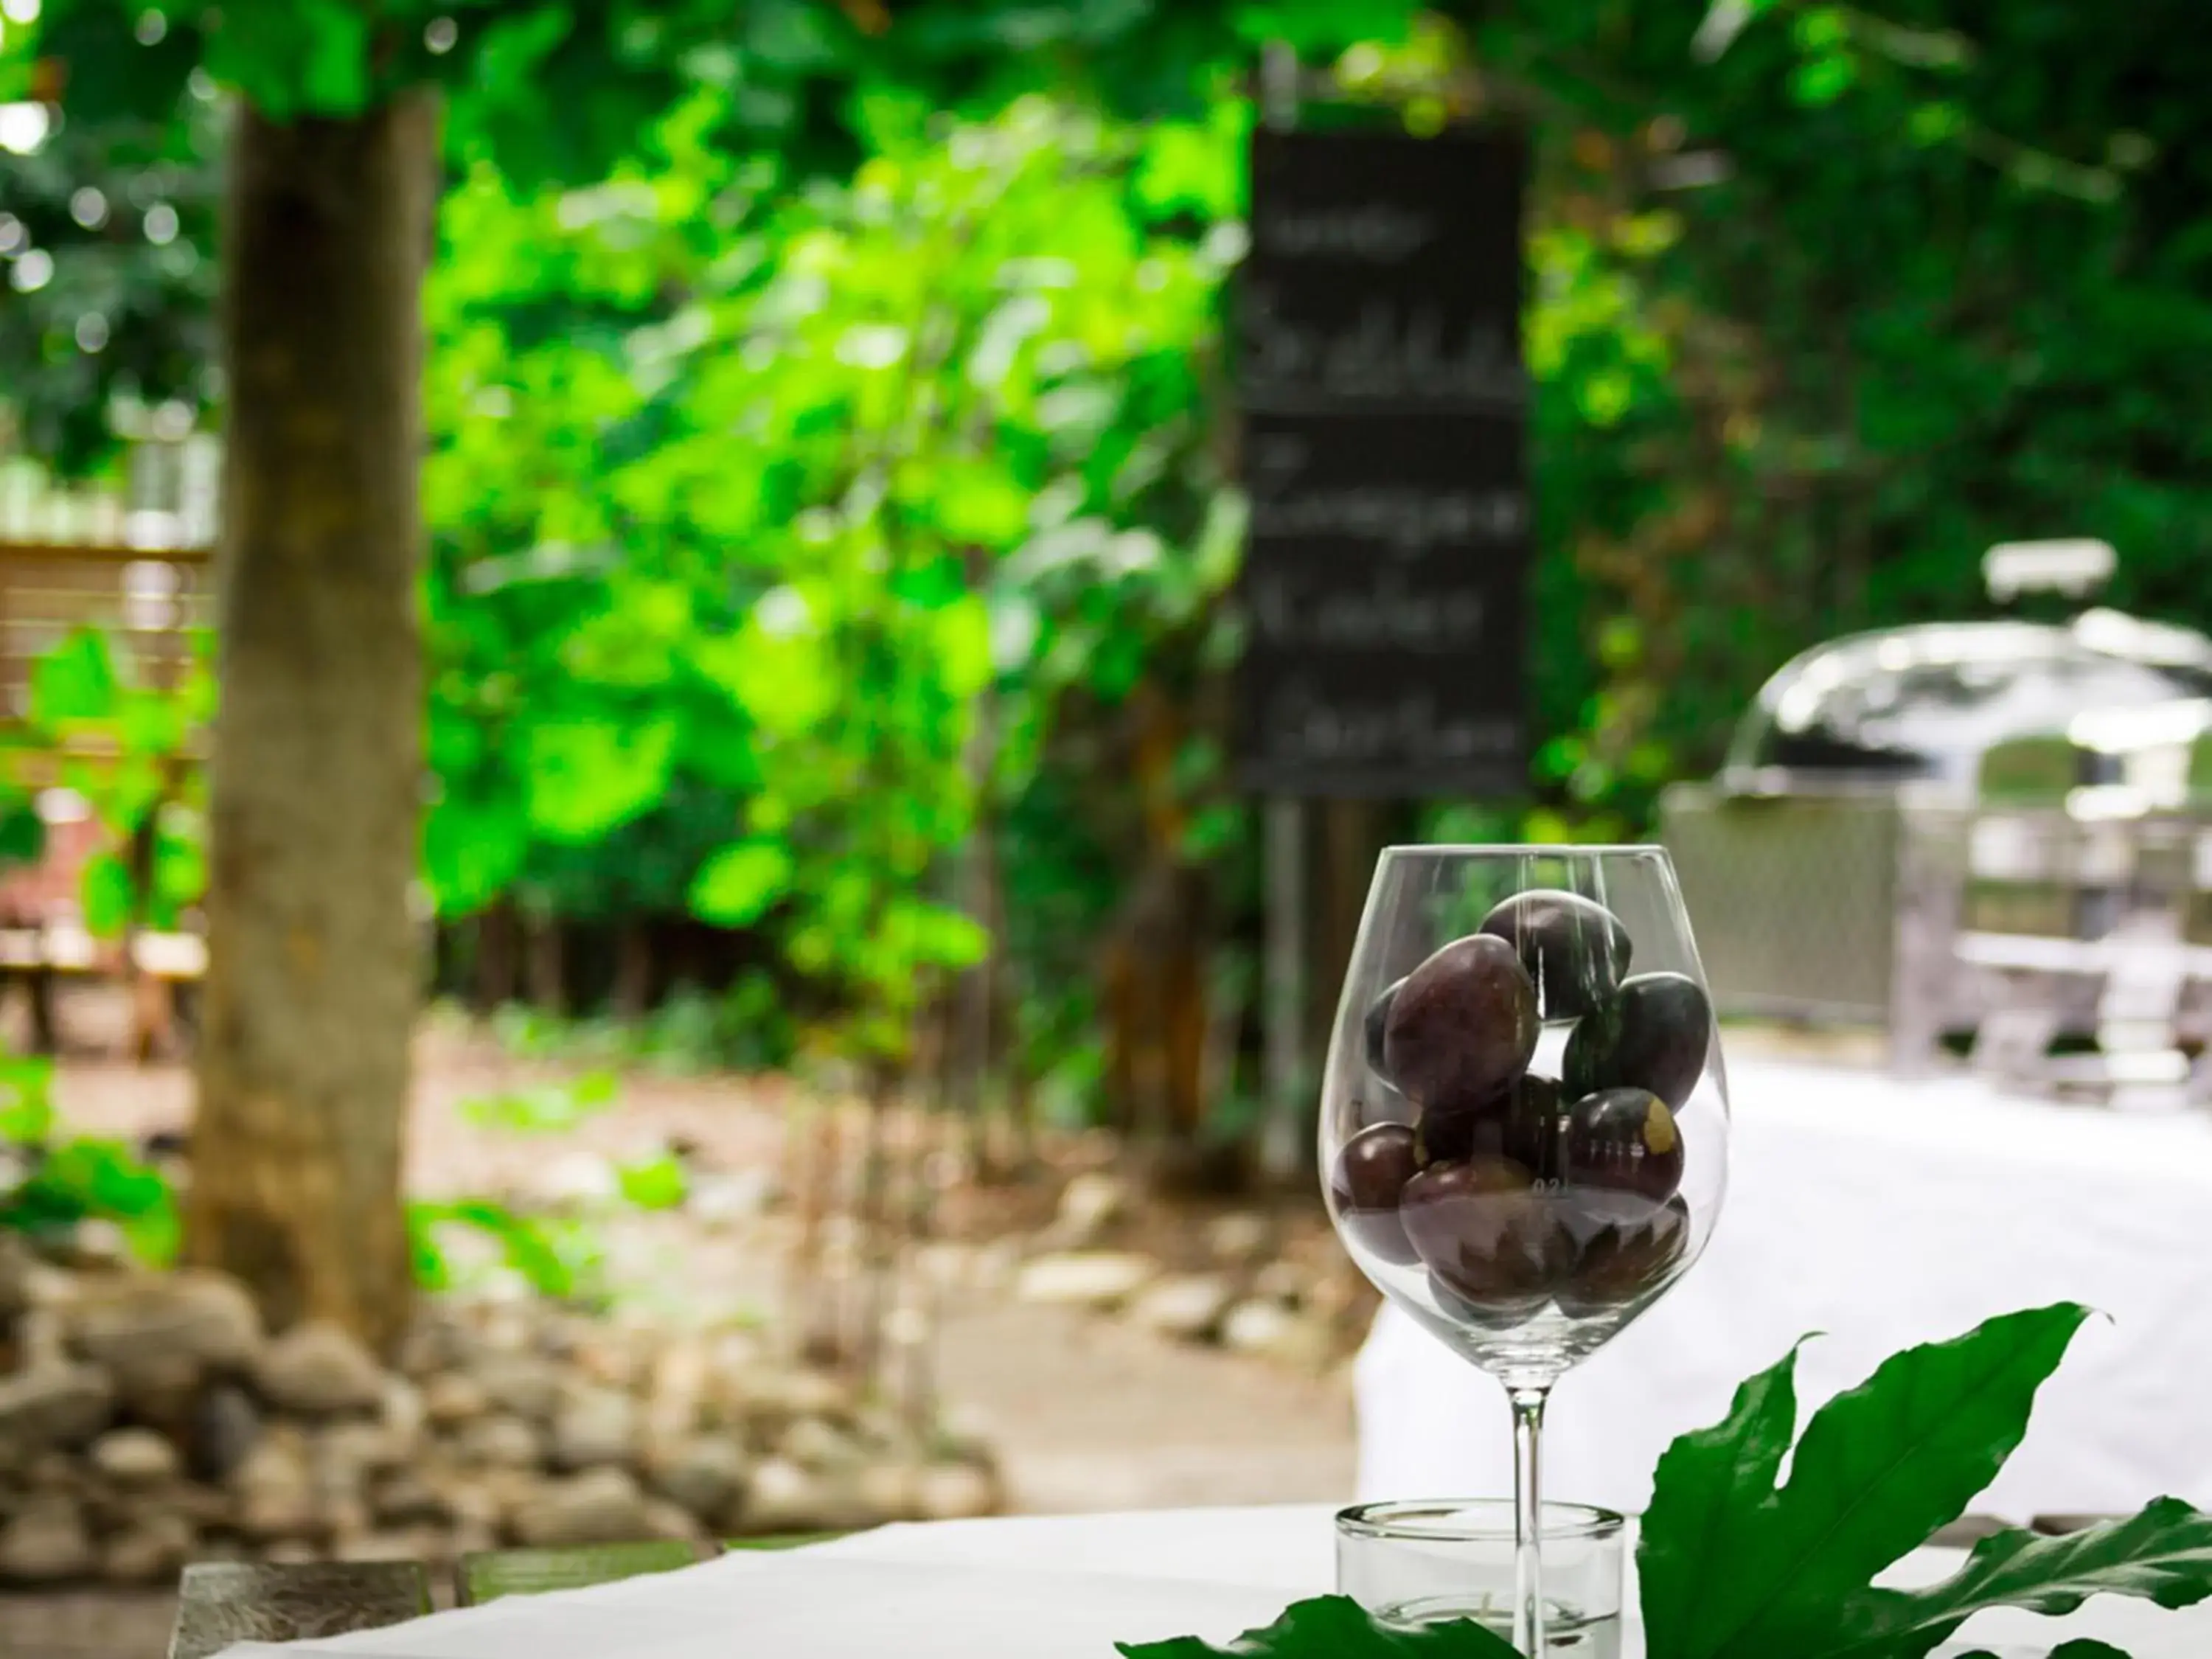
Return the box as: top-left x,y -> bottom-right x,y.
1320,845 -> 1730,1655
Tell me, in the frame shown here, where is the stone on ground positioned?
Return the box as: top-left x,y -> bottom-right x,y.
66,1270 -> 263,1388
1048,1172 -> 1132,1245
645,1433 -> 748,1521
87,1427 -> 181,1486
1015,1251 -> 1158,1310
1220,1299 -> 1330,1368
0,1494 -> 95,1582
97,1512 -> 195,1583
514,1467 -> 650,1547
256,1322 -> 387,1416
550,1385 -> 639,1470
1203,1212 -> 1273,1267
0,1365 -> 114,1456
1127,1274 -> 1236,1343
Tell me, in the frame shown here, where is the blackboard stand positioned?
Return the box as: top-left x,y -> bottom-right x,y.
1259,795 -> 1307,1178
1256,41 -> 1311,1182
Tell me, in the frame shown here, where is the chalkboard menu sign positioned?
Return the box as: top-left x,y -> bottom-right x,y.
1237,126 -> 1530,798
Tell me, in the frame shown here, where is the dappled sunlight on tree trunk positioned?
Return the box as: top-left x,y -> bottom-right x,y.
187,94 -> 439,1355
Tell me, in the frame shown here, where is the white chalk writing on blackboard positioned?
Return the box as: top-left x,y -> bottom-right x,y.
1248,569 -> 1487,653
1250,486 -> 1526,554
1243,291 -> 1526,408
1245,430 -> 1526,554
1254,206 -> 1434,263
1264,681 -> 1520,765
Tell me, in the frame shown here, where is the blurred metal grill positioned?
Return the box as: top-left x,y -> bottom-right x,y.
1660,783 -> 1906,1024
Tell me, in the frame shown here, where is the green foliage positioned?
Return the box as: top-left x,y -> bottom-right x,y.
4,1134 -> 180,1262
454,1069 -> 619,1135
406,1196 -> 586,1301
0,1051 -> 53,1141
1118,1594 -> 1517,1659
0,1053 -> 179,1265
0,625 -> 212,937
1485,0 -> 2212,830
1638,1303 -> 2093,1657
1632,1301 -> 2212,1659
1828,1503 -> 2212,1659
614,1150 -> 686,1211
0,63 -> 219,470
423,89 -> 1237,1065
1133,1306 -> 2212,1659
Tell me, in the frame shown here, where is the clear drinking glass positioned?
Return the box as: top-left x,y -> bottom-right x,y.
1337,1500 -> 1626,1655
1319,846 -> 1730,1655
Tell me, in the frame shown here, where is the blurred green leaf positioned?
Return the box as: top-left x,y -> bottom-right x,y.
0,1057 -> 55,1144
30,630 -> 121,728
527,717 -> 679,841
689,840 -> 793,927
80,851 -> 136,939
408,1197 -> 582,1299
615,1151 -> 687,1211
456,1072 -> 622,1135
3,1135 -> 179,1266
0,801 -> 46,869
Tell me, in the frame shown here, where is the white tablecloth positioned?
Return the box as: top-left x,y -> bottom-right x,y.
215,1504 -> 2202,1658
1357,1056 -> 2212,1522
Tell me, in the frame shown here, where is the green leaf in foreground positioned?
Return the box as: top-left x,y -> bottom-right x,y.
1635,1338 -> 1805,1652
1823,1499 -> 2212,1659
1640,1303 -> 2093,1659
1116,1595 -> 1518,1659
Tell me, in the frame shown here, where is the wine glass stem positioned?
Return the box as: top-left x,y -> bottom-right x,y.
1509,1382 -> 1553,1655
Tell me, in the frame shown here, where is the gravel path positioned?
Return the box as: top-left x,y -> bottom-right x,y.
939,1298 -> 1355,1514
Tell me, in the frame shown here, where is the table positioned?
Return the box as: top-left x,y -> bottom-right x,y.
1357,1055 -> 2212,1526
210,1503 -> 2204,1658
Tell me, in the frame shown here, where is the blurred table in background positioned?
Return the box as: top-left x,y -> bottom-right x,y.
1357,1055 -> 2212,1521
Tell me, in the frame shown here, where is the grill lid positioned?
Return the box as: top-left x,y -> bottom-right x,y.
1723,611 -> 2212,794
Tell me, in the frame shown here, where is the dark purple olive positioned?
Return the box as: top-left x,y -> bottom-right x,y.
1401,1155 -> 1557,1309
1427,1268 -> 1546,1331
1329,1124 -> 1422,1265
1416,1074 -> 1562,1176
1560,1086 -> 1684,1217
1363,978 -> 1404,1082
1383,935 -> 1539,1107
1479,890 -> 1631,1021
1562,971 -> 1713,1108
1554,1197 -> 1689,1317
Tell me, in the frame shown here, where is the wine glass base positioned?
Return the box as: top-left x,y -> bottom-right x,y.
1401,1295 -> 1648,1385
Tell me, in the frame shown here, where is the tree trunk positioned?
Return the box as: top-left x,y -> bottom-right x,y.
185,95 -> 438,1355
524,908 -> 565,1014
473,900 -> 518,1012
611,919 -> 653,1019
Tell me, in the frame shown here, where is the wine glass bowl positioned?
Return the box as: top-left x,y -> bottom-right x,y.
1320,846 -> 1731,1653
1323,845 -> 1728,1379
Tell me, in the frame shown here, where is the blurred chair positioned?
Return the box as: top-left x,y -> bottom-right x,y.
1956,723 -> 2211,1102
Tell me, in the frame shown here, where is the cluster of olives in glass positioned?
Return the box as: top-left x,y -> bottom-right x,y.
1329,889 -> 1711,1326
